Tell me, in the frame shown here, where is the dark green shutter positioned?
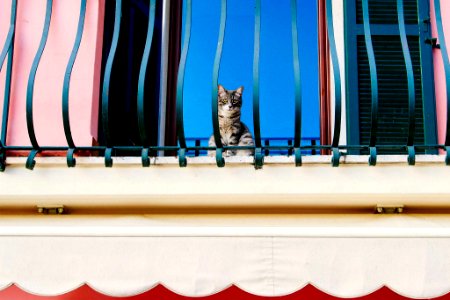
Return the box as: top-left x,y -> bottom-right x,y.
345,0 -> 437,154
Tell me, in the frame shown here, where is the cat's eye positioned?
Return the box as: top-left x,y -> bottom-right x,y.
232,100 -> 237,105
221,99 -> 228,104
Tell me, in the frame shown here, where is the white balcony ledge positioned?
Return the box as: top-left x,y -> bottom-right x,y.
0,155 -> 449,211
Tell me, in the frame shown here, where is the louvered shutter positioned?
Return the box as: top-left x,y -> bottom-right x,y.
345,0 -> 437,154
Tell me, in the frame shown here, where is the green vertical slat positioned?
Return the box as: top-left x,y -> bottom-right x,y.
362,0 -> 379,166
326,0 -> 342,167
26,0 -> 53,149
0,0 -> 17,146
344,1 -> 360,152
137,0 -> 156,167
62,0 -> 87,167
434,0 -> 450,164
0,0 -> 17,171
137,0 -> 156,147
290,0 -> 302,167
176,0 -> 192,167
211,0 -> 227,168
101,0 -> 122,167
253,0 -> 263,169
25,0 -> 53,170
397,0 -> 416,165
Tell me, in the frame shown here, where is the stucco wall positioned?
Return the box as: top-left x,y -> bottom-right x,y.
0,0 -> 104,147
431,0 -> 450,146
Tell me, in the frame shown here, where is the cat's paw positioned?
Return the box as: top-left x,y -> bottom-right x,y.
225,150 -> 236,157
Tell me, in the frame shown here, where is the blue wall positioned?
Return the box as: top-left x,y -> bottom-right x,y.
182,0 -> 319,140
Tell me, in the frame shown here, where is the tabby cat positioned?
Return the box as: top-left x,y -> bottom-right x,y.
208,85 -> 254,156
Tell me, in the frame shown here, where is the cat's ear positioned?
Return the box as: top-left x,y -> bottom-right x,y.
235,86 -> 244,97
218,85 -> 227,97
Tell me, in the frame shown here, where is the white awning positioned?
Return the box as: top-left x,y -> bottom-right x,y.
1,214 -> 450,298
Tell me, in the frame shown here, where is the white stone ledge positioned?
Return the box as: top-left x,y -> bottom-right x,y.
0,155 -> 449,211
4,154 -> 448,166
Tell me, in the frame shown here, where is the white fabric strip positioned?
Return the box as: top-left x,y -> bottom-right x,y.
1,215 -> 450,297
1,226 -> 450,238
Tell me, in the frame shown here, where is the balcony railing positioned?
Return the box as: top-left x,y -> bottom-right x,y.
0,0 -> 449,171
185,137 -> 321,157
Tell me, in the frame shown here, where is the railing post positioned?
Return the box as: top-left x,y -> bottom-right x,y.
0,0 -> 17,171
211,0 -> 227,168
311,139 -> 317,156
397,0 -> 416,166
325,0 -> 342,167
26,0 -> 53,170
287,139 -> 293,156
176,0 -> 192,167
195,139 -> 201,157
362,0 -> 379,166
253,0 -> 263,169
291,0 -> 302,167
137,0 -> 156,167
101,0 -> 122,168
62,0 -> 87,168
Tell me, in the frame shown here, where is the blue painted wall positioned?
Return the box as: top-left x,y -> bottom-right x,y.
182,0 -> 319,141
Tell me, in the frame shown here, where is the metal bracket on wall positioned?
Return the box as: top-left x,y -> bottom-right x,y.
425,38 -> 440,49
37,205 -> 65,215
375,205 -> 404,214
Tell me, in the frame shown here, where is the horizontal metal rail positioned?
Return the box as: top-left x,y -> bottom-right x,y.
1,143 -> 444,153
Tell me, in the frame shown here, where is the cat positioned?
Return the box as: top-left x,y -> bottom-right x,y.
208,85 -> 254,157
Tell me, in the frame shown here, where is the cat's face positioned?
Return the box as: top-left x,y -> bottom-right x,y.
218,85 -> 243,114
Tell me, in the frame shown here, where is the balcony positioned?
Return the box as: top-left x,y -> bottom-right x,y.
3,2 -> 450,299
0,0 -> 449,212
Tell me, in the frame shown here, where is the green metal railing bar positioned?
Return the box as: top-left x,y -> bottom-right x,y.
1,0 -> 446,170
137,0 -> 156,167
25,149 -> 39,170
434,0 -> 450,165
253,0 -> 263,169
362,0 -> 379,166
325,0 -> 342,167
176,0 -> 192,167
104,147 -> 113,167
101,0 -> 122,167
211,0 -> 227,168
0,143 -> 442,153
25,0 -> 53,170
397,0 -> 416,166
291,0 -> 302,167
0,0 -> 17,145
0,0 -> 17,171
62,0 -> 87,168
